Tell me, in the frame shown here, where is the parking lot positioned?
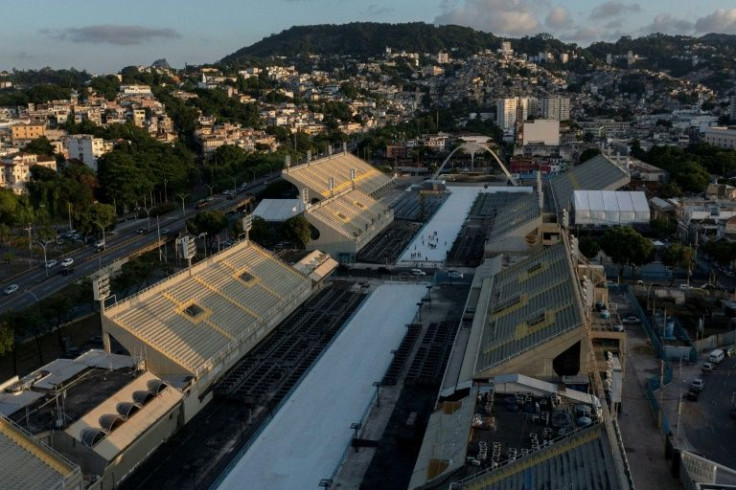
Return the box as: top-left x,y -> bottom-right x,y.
674,355 -> 736,468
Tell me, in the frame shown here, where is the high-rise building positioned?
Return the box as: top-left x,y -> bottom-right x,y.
541,96 -> 571,121
497,97 -> 529,130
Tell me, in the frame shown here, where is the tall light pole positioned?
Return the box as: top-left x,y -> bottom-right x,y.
25,223 -> 33,269
36,241 -> 49,277
67,202 -> 73,231
177,193 -> 189,219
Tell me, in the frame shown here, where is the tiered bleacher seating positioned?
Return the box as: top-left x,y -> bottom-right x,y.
477,243 -> 583,372
284,152 -> 393,199
106,242 -> 312,375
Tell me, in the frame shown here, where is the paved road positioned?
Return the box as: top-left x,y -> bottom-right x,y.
0,174 -> 278,314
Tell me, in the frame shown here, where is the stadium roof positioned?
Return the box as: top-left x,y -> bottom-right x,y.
252,199 -> 305,222
104,241 -> 312,376
307,189 -> 391,240
547,154 -> 630,216
66,371 -> 182,462
0,415 -> 81,490
283,151 -> 393,199
475,242 -> 584,375
452,423 -> 624,490
490,192 -> 541,238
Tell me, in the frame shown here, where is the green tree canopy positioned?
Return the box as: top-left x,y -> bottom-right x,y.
279,215 -> 311,248
601,226 -> 654,280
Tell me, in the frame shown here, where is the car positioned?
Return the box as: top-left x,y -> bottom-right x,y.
136,228 -> 146,235
45,259 -> 58,268
60,267 -> 75,276
3,284 -> 19,295
691,377 -> 705,392
411,268 -> 426,276
702,362 -> 715,375
94,239 -> 105,248
60,258 -> 74,267
686,389 -> 699,401
622,315 -> 641,325
448,270 -> 464,279
612,324 -> 624,332
679,284 -> 691,290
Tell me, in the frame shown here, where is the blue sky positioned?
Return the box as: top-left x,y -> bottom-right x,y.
2,0 -> 736,73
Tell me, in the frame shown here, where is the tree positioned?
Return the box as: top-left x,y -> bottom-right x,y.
77,203 -> 116,238
186,210 -> 229,249
649,218 -> 676,239
578,236 -> 600,259
0,317 -> 14,357
601,226 -> 654,281
279,216 -> 311,248
23,137 -> 54,156
661,243 -> 695,285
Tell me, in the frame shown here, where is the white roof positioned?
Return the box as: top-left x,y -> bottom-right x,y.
253,199 -> 305,222
216,284 -> 427,490
573,190 -> 649,214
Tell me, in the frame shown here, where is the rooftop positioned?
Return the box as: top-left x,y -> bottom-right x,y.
547,154 -> 631,216
0,415 -> 82,490
282,150 -> 393,199
104,241 -> 312,375
475,243 -> 584,375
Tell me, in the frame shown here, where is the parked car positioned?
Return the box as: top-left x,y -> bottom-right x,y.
411,268 -> 426,276
45,259 -> 58,268
691,377 -> 705,392
448,270 -> 464,279
60,258 -> 74,267
702,362 -> 715,375
686,389 -> 699,401
622,315 -> 641,325
3,284 -> 19,295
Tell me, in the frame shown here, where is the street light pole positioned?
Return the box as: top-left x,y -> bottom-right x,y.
177,193 -> 190,219
67,202 -> 73,231
25,223 -> 32,269
36,241 -> 48,277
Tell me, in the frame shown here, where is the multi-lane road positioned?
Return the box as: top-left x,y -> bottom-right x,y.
0,174 -> 276,314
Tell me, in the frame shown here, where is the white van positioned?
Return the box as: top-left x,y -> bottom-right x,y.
709,349 -> 725,364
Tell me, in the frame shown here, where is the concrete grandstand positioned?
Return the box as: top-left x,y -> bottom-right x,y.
101,239 -> 319,420
0,414 -> 82,490
281,150 -> 396,262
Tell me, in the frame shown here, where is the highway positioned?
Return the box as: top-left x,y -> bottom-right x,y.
0,173 -> 277,315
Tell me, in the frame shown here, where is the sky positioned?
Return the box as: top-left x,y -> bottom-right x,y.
2,0 -> 736,74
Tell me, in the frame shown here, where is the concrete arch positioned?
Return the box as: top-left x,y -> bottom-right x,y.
433,142 -> 517,185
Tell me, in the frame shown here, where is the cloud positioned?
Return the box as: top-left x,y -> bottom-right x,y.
545,7 -> 572,30
566,26 -> 601,43
364,4 -> 394,16
694,9 -> 736,34
639,14 -> 693,35
435,0 -> 541,36
589,1 -> 641,20
46,25 -> 180,46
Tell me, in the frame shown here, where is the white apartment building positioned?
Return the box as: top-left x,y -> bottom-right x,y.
65,134 -> 111,172
704,126 -> 736,150
541,96 -> 571,121
497,97 -> 529,131
0,152 -> 57,194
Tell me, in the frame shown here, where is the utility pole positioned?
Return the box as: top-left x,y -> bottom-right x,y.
658,359 -> 665,428
25,223 -> 32,269
675,392 -> 683,438
177,193 -> 189,219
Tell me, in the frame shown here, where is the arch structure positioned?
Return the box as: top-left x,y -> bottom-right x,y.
433,142 -> 518,186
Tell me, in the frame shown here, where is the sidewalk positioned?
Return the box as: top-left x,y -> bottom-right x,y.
619,317 -> 682,489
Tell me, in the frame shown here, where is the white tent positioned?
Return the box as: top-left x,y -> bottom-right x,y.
572,190 -> 650,226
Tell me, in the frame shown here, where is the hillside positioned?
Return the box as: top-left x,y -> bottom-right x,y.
586,33 -> 736,78
221,22 -> 501,63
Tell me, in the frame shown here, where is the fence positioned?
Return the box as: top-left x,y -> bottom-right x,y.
622,284 -> 689,436
693,329 -> 736,353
